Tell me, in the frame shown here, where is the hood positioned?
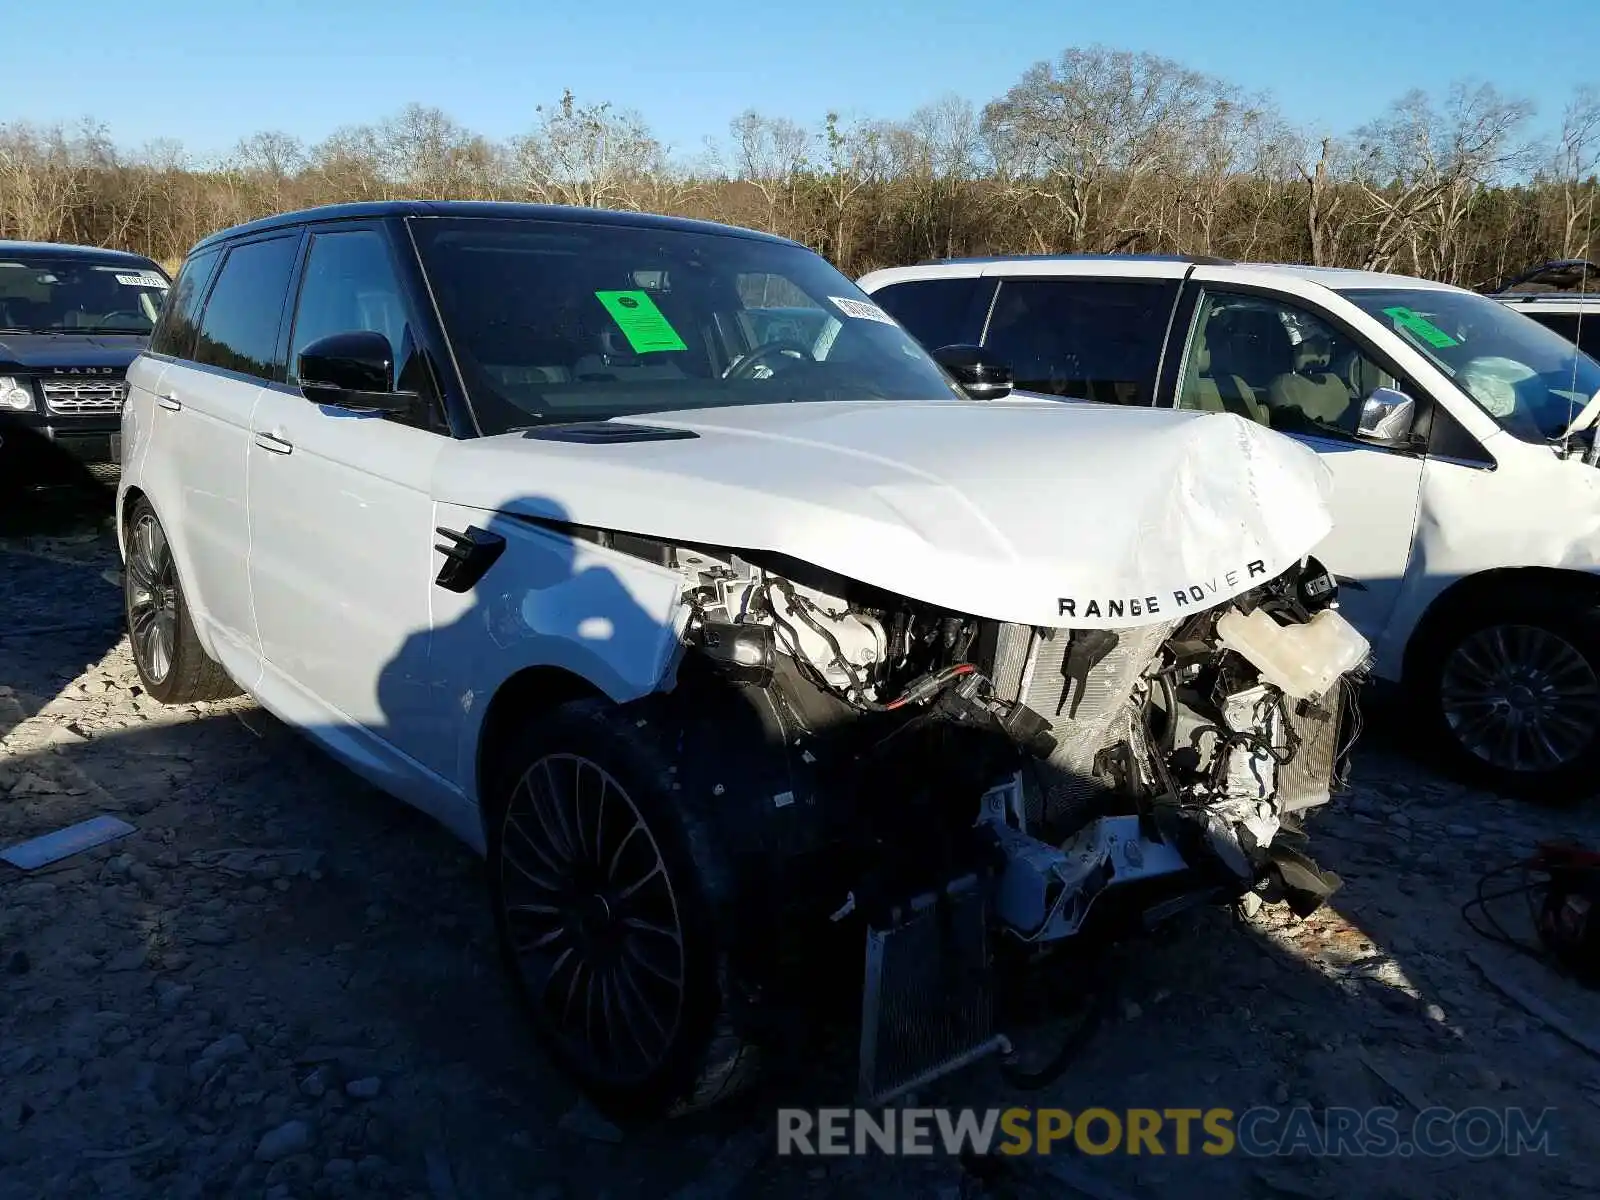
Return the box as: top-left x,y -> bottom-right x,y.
437,400 -> 1335,629
0,333 -> 148,372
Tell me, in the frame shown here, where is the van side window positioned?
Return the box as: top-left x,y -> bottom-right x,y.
982,278 -> 1177,404
149,248 -> 221,360
1180,291 -> 1399,441
194,236 -> 300,382
872,278 -> 985,350
1525,311 -> 1600,360
288,229 -> 414,386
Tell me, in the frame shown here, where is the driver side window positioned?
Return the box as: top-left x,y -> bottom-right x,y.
1179,291 -> 1400,442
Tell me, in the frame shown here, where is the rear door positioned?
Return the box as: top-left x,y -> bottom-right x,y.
155,232 -> 301,683
124,246 -> 220,483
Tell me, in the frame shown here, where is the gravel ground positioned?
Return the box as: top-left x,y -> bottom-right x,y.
3,481 -> 1600,1200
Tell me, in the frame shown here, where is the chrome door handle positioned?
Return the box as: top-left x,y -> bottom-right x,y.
253,431 -> 294,455
156,392 -> 181,411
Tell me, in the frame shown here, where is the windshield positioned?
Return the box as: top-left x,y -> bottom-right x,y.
408,217 -> 963,434
1342,286 -> 1600,443
0,256 -> 169,335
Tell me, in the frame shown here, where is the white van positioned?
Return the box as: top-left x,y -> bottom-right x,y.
861,256 -> 1600,799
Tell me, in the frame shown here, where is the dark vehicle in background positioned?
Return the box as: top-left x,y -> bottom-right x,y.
0,241 -> 171,480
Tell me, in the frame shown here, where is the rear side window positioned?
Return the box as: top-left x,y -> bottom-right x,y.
982,278 -> 1179,404
194,236 -> 300,381
148,248 -> 220,359
1525,311 -> 1600,360
871,278 -> 986,350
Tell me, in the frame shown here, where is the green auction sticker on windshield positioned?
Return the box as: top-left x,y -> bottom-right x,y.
1383,305 -> 1458,349
594,290 -> 687,353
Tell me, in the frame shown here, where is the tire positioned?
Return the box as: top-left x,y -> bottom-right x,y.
1409,592 -> 1600,803
123,497 -> 241,704
485,697 -> 759,1118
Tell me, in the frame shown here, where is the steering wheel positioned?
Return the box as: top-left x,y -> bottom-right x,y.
723,340 -> 815,380
86,310 -> 149,331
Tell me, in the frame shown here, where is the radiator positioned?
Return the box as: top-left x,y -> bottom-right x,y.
995,621 -> 1175,830
857,874 -> 1003,1103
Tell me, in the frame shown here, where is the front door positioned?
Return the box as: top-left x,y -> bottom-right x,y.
247,225 -> 445,778
1171,280 -> 1426,641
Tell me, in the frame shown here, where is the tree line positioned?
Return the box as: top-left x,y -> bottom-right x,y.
2,46 -> 1597,288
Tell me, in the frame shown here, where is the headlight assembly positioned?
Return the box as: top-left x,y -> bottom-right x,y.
0,376 -> 35,412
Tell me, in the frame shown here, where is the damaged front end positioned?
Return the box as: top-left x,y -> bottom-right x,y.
658,542 -> 1370,1103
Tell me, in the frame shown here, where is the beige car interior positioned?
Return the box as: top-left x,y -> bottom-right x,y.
1183,297 -> 1377,435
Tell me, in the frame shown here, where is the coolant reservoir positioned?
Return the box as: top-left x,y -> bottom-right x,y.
1215,607 -> 1370,700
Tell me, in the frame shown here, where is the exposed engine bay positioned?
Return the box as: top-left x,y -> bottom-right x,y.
632,536 -> 1372,1101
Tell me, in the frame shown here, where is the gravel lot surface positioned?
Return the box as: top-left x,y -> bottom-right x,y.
3,480 -> 1600,1199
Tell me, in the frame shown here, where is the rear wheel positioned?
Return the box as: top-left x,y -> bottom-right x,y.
123,497 -> 240,704
1412,594 -> 1600,803
486,698 -> 758,1117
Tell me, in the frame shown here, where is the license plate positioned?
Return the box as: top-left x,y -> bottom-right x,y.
109,433 -> 121,463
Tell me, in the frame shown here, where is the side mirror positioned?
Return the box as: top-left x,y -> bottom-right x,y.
297,330 -> 413,413
932,343 -> 1014,400
1356,386 -> 1417,446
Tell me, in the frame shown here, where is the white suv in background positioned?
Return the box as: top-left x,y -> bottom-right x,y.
861,255 -> 1600,800
1489,259 -> 1600,360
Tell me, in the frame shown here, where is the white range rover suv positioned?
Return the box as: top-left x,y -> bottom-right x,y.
120,202 -> 1370,1115
861,255 -> 1600,801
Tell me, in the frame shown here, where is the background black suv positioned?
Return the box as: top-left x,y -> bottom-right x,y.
0,240 -> 171,482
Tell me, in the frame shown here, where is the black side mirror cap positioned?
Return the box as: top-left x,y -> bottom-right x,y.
298,330 -> 414,413
932,343 -> 1014,400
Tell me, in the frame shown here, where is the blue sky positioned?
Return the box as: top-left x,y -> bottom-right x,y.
15,0 -> 1600,157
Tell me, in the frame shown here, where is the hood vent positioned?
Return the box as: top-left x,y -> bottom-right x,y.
522,421 -> 699,444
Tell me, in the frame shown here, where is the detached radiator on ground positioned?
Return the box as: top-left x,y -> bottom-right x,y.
857,874 -> 1004,1104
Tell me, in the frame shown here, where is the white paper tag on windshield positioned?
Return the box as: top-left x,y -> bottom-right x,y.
115,271 -> 168,289
828,295 -> 896,325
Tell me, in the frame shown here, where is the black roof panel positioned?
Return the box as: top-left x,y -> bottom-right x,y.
0,240 -> 164,270
192,200 -> 801,255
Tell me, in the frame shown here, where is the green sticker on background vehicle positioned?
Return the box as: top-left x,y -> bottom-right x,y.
593,290 -> 688,353
1382,305 -> 1459,349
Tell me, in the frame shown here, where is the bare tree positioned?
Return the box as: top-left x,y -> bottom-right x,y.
1354,82 -> 1535,281
981,47 -> 1213,252
1553,85 -> 1600,258
726,109 -> 811,236
510,90 -> 662,210
1,53 -> 1595,289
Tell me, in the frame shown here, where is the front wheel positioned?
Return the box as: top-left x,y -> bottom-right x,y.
485,698 -> 758,1117
1412,596 -> 1600,803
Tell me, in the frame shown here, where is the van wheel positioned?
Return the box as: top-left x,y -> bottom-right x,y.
123,497 -> 240,704
486,698 -> 758,1118
1412,595 -> 1600,803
